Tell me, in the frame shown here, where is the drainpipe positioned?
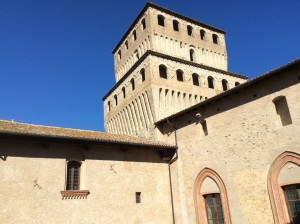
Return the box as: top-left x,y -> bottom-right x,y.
166,118 -> 178,224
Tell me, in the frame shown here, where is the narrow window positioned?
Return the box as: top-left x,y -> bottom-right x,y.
118,50 -> 121,60
192,73 -> 200,86
114,94 -> 118,106
190,49 -> 195,62
204,194 -> 224,223
66,161 -> 81,190
125,41 -> 128,50
141,18 -> 146,30
187,25 -> 193,36
208,76 -> 214,89
133,30 -> 137,41
108,101 -> 111,112
134,50 -> 139,60
131,78 -> 135,91
273,96 -> 292,126
235,82 -> 240,86
122,87 -> 126,98
136,192 -> 141,203
141,69 -> 145,82
283,185 -> 300,223
158,15 -> 165,26
222,79 -> 228,91
212,34 -> 219,44
201,120 -> 208,136
173,20 -> 179,31
200,29 -> 206,40
176,70 -> 183,82
159,65 -> 167,79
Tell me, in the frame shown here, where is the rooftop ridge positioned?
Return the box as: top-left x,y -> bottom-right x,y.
112,2 -> 226,54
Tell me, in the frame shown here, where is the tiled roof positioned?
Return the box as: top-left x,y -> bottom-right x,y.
155,58 -> 300,125
0,120 -> 176,149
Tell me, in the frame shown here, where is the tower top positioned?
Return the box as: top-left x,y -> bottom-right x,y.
112,2 -> 226,54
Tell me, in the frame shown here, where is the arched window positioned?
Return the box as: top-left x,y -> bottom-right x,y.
125,41 -> 128,50
208,76 -> 214,89
273,96 -> 292,126
159,65 -> 167,79
187,25 -> 193,36
176,70 -> 183,82
133,30 -> 137,41
192,73 -> 200,86
158,15 -> 165,26
212,34 -> 219,44
268,152 -> 300,224
222,79 -> 228,91
190,49 -> 195,62
200,29 -> 206,40
140,69 -> 145,82
173,20 -> 179,31
141,18 -> 146,30
108,101 -> 111,112
122,87 -> 126,98
131,78 -> 135,90
66,161 -> 81,190
114,94 -> 118,106
194,168 -> 232,224
235,82 -> 240,86
118,50 -> 121,60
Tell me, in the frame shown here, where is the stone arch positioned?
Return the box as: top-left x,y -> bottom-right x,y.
268,151 -> 300,224
194,168 -> 231,224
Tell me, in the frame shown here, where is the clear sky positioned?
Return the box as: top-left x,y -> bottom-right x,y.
1,0 -> 299,132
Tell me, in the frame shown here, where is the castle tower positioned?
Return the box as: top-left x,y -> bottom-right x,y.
103,3 -> 247,138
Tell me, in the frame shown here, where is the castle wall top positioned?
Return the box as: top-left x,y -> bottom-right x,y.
112,2 -> 226,54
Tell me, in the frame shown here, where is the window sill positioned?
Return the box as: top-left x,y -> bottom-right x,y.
60,190 -> 90,200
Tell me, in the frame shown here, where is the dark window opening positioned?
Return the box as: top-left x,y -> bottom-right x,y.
158,15 -> 165,26
212,34 -> 219,44
136,192 -> 141,203
159,65 -> 167,79
122,87 -> 126,98
204,194 -> 224,223
192,73 -> 200,86
235,82 -> 240,86
118,50 -> 121,60
176,70 -> 183,82
131,78 -> 135,91
283,184 -> 300,224
187,25 -> 193,36
133,30 -> 137,41
208,76 -> 214,89
108,101 -> 111,112
173,20 -> 179,31
190,49 -> 195,62
200,29 -> 206,40
273,96 -> 292,126
66,161 -> 81,190
222,79 -> 228,91
114,94 -> 118,106
141,69 -> 145,82
141,18 -> 146,30
125,41 -> 128,50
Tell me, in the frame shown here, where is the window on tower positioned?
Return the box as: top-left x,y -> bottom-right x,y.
212,34 -> 219,44
158,15 -> 165,27
187,25 -> 193,36
176,70 -> 183,82
173,20 -> 179,31
200,29 -> 206,40
159,65 -> 167,79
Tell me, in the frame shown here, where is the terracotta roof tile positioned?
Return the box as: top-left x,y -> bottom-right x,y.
0,120 -> 176,149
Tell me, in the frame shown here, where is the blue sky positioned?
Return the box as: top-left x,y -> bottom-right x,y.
1,0 -> 299,132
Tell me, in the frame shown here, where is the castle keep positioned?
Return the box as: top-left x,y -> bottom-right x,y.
1,3 -> 300,224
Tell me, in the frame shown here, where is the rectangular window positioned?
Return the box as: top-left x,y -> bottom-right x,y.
283,185 -> 300,223
204,194 -> 224,224
136,192 -> 141,203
